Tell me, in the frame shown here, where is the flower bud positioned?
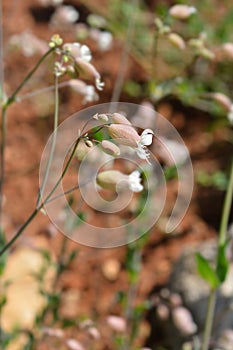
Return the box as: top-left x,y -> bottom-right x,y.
97,170 -> 143,192
107,124 -> 140,147
169,5 -> 197,20
207,92 -> 232,110
85,140 -> 93,148
96,170 -> 126,191
199,47 -> 215,60
111,112 -> 132,125
101,140 -> 120,156
168,33 -> 186,50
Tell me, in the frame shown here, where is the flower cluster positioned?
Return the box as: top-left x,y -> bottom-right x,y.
49,35 -> 104,90
77,112 -> 155,193
48,34 -> 104,103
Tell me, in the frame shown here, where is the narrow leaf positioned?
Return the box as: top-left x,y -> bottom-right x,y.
195,253 -> 220,289
216,243 -> 229,283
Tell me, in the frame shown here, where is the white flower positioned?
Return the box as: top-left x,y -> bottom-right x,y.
136,129 -> 154,164
128,170 -> 144,192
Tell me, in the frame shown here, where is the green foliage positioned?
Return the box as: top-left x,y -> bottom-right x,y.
195,253 -> 220,289
197,170 -> 228,191
216,242 -> 229,283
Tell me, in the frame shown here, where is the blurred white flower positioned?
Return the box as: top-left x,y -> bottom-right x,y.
9,31 -> 47,57
69,79 -> 98,104
169,5 -> 197,19
106,315 -> 127,332
90,29 -> 113,51
36,0 -> 63,5
66,339 -> 85,350
51,5 -> 79,26
157,137 -> 188,166
221,42 -> 233,60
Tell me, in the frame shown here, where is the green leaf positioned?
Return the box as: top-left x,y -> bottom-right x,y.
216,243 -> 229,283
195,253 -> 220,289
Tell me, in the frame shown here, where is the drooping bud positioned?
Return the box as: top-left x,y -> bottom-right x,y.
107,124 -> 140,147
111,112 -> 132,125
97,170 -> 143,192
101,140 -> 120,156
169,5 -> 197,20
85,139 -> 93,148
168,33 -> 186,50
96,170 -> 126,191
207,92 -> 232,110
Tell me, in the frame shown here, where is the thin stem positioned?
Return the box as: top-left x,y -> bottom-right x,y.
0,106 -> 6,223
36,75 -> 59,207
18,81 -> 70,102
201,290 -> 216,350
0,48 -> 54,224
0,134 -> 82,257
201,160 -> 233,350
0,207 -> 40,256
219,159 -> 233,245
5,48 -> 54,107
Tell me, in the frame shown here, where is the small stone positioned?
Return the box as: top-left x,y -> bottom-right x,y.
101,258 -> 121,281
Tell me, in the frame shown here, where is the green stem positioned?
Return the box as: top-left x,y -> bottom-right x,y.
201,159 -> 233,350
201,290 -> 216,350
219,159 -> 233,245
0,207 -> 40,256
36,74 -> 59,207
